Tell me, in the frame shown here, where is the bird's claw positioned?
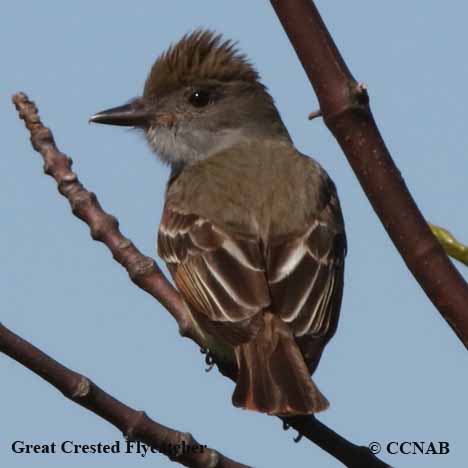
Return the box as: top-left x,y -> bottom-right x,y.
282,420 -> 302,442
204,350 -> 215,372
293,432 -> 303,443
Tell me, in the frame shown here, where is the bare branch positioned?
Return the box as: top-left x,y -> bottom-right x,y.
281,416 -> 391,468
270,0 -> 468,348
0,323 -> 252,468
12,92 -> 200,345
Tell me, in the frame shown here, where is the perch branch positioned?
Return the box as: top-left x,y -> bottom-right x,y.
12,92 -> 390,467
270,0 -> 468,347
0,323 -> 252,468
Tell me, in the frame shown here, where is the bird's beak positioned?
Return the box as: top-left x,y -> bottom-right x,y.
89,97 -> 149,127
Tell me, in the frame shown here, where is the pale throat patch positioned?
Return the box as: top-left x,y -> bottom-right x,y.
146,124 -> 256,166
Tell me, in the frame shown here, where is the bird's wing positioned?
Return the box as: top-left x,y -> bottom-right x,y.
266,188 -> 346,340
158,205 -> 270,344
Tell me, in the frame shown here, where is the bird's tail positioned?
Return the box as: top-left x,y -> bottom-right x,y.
232,312 -> 329,416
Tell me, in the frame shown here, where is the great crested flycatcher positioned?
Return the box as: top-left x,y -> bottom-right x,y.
90,30 -> 347,416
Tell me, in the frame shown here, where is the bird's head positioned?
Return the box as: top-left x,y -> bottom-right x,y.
90,30 -> 290,168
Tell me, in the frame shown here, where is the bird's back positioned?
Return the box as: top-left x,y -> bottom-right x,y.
165,139 -> 334,242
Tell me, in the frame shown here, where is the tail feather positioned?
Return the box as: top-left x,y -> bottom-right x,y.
232,312 -> 328,416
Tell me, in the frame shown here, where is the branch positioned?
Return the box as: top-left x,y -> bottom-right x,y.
270,0 -> 468,348
430,224 -> 468,266
281,416 -> 391,468
0,323 -> 251,468
12,93 -> 200,345
11,92 -> 391,467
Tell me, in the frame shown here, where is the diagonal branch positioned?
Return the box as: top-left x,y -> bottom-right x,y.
11,92 -> 390,467
0,323 -> 252,468
270,0 -> 468,348
12,93 -> 199,345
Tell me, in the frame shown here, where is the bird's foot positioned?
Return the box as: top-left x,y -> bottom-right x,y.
293,432 -> 303,443
281,419 -> 303,443
200,347 -> 215,372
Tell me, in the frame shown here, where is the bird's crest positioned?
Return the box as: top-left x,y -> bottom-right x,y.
144,30 -> 261,98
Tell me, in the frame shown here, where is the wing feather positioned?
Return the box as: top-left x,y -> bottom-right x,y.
158,206 -> 270,333
266,199 -> 346,339
158,177 -> 346,351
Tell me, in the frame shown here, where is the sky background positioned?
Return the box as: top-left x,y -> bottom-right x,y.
2,2 -> 468,467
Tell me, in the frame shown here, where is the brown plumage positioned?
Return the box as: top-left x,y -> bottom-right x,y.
91,30 -> 347,416
144,30 -> 261,99
158,141 -> 346,415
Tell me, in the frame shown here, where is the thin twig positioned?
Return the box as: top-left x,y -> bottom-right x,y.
0,323 -> 252,468
430,224 -> 468,266
270,0 -> 468,348
307,109 -> 322,120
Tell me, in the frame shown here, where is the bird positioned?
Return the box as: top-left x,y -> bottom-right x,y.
90,30 -> 347,416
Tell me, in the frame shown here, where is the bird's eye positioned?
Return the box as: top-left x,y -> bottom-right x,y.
189,90 -> 211,108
